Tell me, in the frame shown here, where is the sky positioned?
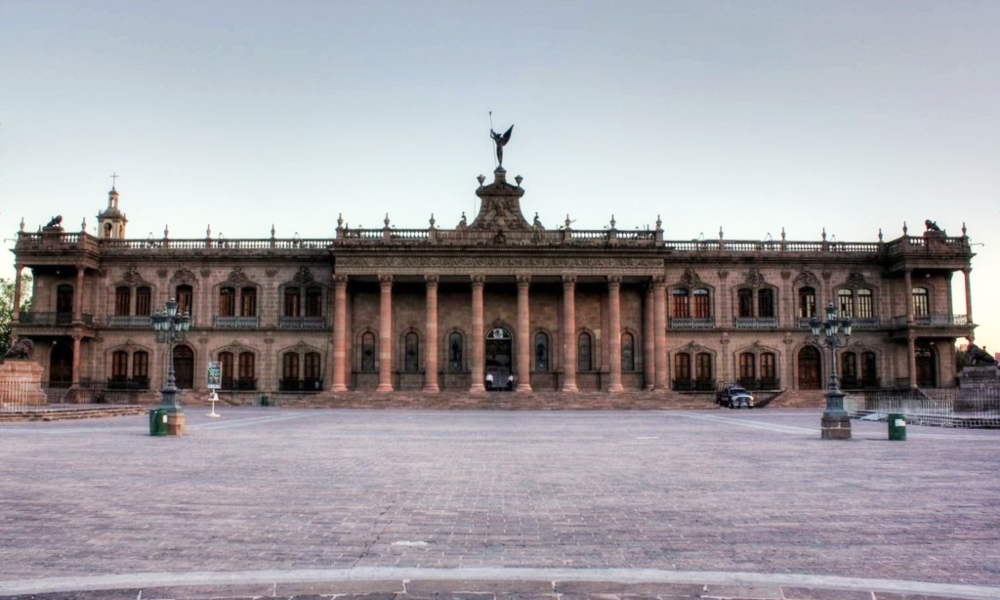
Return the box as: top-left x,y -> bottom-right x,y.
1,0 -> 998,348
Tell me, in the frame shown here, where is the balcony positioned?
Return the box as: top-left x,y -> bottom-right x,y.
891,314 -> 969,327
18,311 -> 93,326
213,316 -> 260,328
106,377 -> 150,391
278,316 -> 326,329
220,377 -> 257,391
733,317 -> 779,329
796,317 -> 881,329
106,315 -> 154,327
278,378 -> 324,392
668,317 -> 715,330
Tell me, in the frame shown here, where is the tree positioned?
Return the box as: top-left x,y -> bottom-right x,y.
0,274 -> 32,356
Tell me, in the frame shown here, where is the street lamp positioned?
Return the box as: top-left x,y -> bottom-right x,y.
152,297 -> 192,413
811,301 -> 853,440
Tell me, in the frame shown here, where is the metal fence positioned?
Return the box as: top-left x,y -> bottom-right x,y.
857,387 -> 1000,428
0,380 -> 34,411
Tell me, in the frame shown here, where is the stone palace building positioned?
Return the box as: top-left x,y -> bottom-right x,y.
10,161 -> 977,407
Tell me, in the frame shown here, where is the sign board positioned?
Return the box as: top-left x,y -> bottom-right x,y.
207,361 -> 222,390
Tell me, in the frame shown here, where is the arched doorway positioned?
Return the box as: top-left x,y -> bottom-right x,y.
485,327 -> 513,390
49,342 -> 73,388
915,342 -> 937,388
798,346 -> 822,390
173,345 -> 195,389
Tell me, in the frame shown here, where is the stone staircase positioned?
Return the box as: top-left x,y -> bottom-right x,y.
766,389 -> 827,408
0,404 -> 147,422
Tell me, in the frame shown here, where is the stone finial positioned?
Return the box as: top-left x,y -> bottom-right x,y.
962,222 -> 967,237
429,213 -> 436,228
565,214 -> 572,229
164,225 -> 170,239
477,174 -> 486,186
206,225 -> 211,238
878,228 -> 883,242
822,227 -> 827,241
270,224 -> 276,239
19,217 -> 25,232
81,218 -> 86,232
610,214 -> 616,229
515,175 -> 523,186
781,227 -> 786,241
384,213 -> 390,227
719,227 -> 724,240
656,215 -> 662,231
903,221 -> 908,235
337,213 -> 343,228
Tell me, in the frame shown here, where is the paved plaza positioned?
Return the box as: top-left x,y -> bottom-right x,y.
1,407 -> 999,599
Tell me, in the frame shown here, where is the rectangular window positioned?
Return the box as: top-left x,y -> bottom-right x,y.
176,285 -> 193,318
693,290 -> 711,319
858,290 -> 873,319
219,352 -> 234,389
112,351 -> 128,379
671,290 -> 690,319
760,353 -> 776,381
240,288 -> 257,317
304,352 -> 321,380
219,288 -> 236,317
135,287 -> 152,316
132,351 -> 149,380
912,287 -> 930,316
306,288 -> 323,318
695,353 -> 712,383
799,288 -> 816,318
674,353 -> 691,381
282,353 -> 299,380
838,289 -> 853,319
758,289 -> 774,318
738,289 -> 753,318
115,287 -> 130,316
284,288 -> 301,317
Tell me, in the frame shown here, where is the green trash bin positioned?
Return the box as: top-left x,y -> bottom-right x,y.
149,408 -> 169,436
888,413 -> 906,441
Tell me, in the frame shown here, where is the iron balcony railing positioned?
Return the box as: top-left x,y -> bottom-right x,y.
213,316 -> 260,328
17,312 -> 93,326
106,315 -> 154,327
891,314 -> 969,327
278,378 -> 324,392
733,317 -> 779,329
668,317 -> 716,330
278,316 -> 326,329
796,316 -> 880,329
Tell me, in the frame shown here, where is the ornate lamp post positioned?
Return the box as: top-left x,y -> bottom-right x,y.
152,298 -> 192,414
811,301 -> 853,440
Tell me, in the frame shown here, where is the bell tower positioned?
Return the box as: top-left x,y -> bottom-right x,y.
97,175 -> 128,239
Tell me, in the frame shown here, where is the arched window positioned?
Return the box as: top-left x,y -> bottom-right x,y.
862,351 -> 878,387
693,289 -> 711,319
283,352 -> 299,381
799,287 -> 816,319
238,351 -> 256,390
695,352 -> 713,387
361,332 -> 376,372
841,351 -> 858,387
133,351 -> 149,386
912,287 -> 930,317
240,287 -> 257,317
674,353 -> 691,382
671,289 -> 690,318
115,287 -> 130,316
534,332 -> 549,372
111,350 -> 128,381
837,289 -> 853,318
760,352 -> 776,387
577,332 -> 592,372
621,333 -> 635,372
219,287 -> 236,317
305,287 -> 323,317
304,352 -> 322,386
136,286 -> 152,316
404,332 -> 419,372
858,289 -> 874,319
739,352 -> 756,385
758,288 -> 775,318
175,285 -> 193,318
738,289 -> 753,318
219,351 -> 234,389
284,288 -> 301,317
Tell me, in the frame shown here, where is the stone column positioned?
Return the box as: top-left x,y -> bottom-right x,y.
516,275 -> 532,393
963,268 -> 973,331
470,275 -> 486,393
424,275 -> 440,392
71,334 -> 81,387
12,264 -> 23,323
907,334 -> 918,389
643,282 -> 654,390
653,276 -> 668,390
331,275 -> 348,392
561,275 -> 578,392
74,267 -> 85,322
607,276 -> 624,393
377,275 -> 393,392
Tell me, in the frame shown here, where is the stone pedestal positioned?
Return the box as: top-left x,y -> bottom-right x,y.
0,360 -> 47,408
821,414 -> 852,440
166,412 -> 186,436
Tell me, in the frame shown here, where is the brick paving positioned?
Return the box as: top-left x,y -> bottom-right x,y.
1,408 -> 999,599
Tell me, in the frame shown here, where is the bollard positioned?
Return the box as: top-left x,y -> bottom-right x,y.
888,413 -> 906,441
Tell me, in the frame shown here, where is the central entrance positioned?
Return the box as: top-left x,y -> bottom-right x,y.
485,327 -> 513,390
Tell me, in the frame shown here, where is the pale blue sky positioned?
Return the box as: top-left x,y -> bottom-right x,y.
1,1 -> 998,346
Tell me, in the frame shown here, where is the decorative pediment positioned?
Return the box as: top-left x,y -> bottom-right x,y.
744,269 -> 767,288
469,168 -> 530,233
793,270 -> 820,287
678,268 -> 702,288
847,272 -> 867,288
225,267 -> 250,285
171,268 -> 197,284
292,267 -> 315,284
121,265 -> 145,286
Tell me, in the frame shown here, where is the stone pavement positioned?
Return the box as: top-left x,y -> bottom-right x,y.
1,408 -> 999,600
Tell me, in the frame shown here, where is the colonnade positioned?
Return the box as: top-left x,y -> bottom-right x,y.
328,274 -> 671,393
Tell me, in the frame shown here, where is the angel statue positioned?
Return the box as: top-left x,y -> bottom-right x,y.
490,125 -> 514,167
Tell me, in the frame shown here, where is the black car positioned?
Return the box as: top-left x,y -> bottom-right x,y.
716,385 -> 755,408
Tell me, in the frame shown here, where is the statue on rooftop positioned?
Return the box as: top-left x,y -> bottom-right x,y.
925,219 -> 943,233
490,125 -> 514,167
44,215 -> 63,229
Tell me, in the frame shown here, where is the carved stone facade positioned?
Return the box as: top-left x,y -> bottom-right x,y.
10,166 -> 977,403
